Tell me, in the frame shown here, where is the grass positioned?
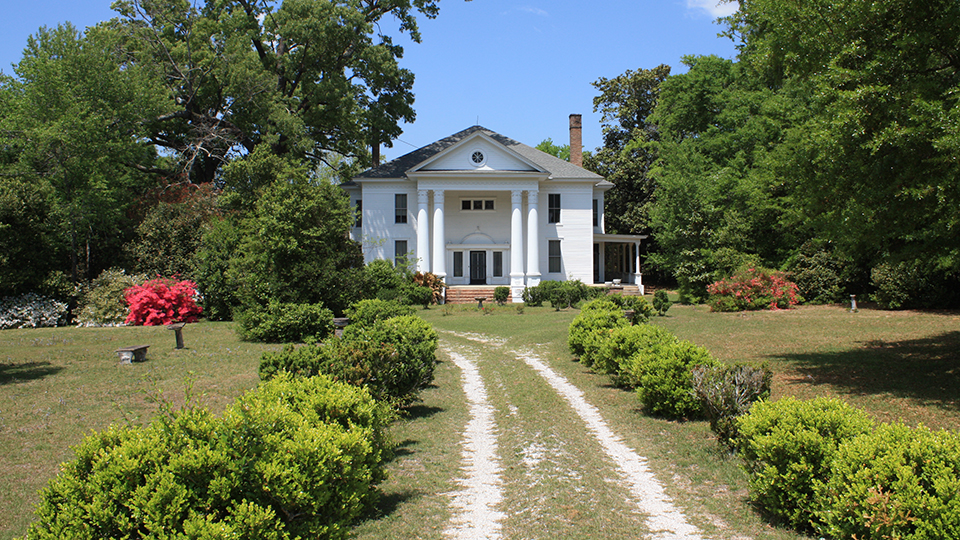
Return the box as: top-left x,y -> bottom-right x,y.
652,302 -> 960,430
0,323 -> 279,540
1,300 -> 956,539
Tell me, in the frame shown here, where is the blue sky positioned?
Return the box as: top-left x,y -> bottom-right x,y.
1,0 -> 739,159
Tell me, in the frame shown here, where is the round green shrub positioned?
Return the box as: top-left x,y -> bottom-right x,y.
341,315 -> 438,403
345,298 -> 416,328
236,300 -> 333,343
632,339 -> 720,419
653,290 -> 672,316
23,374 -> 393,540
594,323 -> 675,380
568,299 -> 629,367
817,423 -> 960,540
493,286 -> 510,305
406,285 -> 434,308
735,397 -> 875,531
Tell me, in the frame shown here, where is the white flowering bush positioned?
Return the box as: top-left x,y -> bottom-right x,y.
0,293 -> 69,329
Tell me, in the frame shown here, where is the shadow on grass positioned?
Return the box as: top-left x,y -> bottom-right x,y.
358,488 -> 423,524
775,330 -> 960,411
0,361 -> 63,385
402,404 -> 443,420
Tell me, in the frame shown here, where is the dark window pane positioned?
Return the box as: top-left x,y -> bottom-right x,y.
453,252 -> 463,277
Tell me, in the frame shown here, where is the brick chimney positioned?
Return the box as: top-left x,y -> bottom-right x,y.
569,114 -> 582,167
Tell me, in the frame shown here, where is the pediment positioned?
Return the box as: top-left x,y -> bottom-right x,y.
411,132 -> 544,174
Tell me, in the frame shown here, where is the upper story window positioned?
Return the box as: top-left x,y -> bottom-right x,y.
548,193 -> 561,223
461,199 -> 495,211
355,199 -> 362,228
593,199 -> 598,227
395,194 -> 407,224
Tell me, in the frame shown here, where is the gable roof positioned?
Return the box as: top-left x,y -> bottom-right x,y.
355,125 -> 605,181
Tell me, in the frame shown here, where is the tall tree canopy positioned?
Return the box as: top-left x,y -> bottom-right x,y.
107,0 -> 439,183
585,65 -> 670,235
726,0 -> 960,274
627,0 -> 960,305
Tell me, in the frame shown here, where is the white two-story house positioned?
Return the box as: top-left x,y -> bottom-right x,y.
343,115 -> 646,302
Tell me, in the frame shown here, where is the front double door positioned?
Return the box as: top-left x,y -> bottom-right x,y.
469,251 -> 486,285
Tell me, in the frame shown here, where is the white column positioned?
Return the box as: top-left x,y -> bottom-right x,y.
432,190 -> 446,280
509,190 -> 525,296
634,241 -> 644,295
599,241 -> 606,283
525,190 -> 540,288
416,189 -> 430,273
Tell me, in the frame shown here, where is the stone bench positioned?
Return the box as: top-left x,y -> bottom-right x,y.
116,345 -> 149,364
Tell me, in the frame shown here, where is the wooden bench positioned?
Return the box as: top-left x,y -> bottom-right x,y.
116,345 -> 149,364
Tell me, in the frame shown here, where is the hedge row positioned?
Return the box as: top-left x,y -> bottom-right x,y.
23,374 -> 394,540
568,297 -> 716,419
736,397 -> 960,538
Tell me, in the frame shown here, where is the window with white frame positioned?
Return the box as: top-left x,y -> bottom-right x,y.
453,252 -> 463,277
548,194 -> 561,223
395,194 -> 407,224
395,240 -> 408,267
460,199 -> 495,211
548,240 -> 561,273
493,252 -> 503,277
354,199 -> 362,228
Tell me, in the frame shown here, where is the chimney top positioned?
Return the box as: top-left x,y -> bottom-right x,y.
569,114 -> 583,168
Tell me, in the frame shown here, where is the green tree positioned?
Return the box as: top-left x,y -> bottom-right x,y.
647,55 -> 800,301
536,138 -> 570,161
107,0 -> 439,183
231,168 -> 365,316
585,64 -> 670,235
726,0 -> 960,276
0,23 -> 165,286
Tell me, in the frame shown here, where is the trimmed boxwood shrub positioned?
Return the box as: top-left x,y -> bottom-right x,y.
735,397 -> 875,531
345,299 -> 415,328
568,299 -> 629,367
341,315 -> 438,402
236,300 -> 333,343
817,423 -> 960,540
629,339 -> 720,419
23,374 -> 393,540
593,323 -> 675,381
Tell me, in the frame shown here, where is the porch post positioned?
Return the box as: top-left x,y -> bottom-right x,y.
432,190 -> 446,280
599,241 -> 606,283
525,190 -> 540,289
509,190 -> 525,297
633,241 -> 644,295
416,189 -> 430,273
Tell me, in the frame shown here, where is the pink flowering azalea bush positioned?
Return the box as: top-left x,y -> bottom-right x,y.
707,268 -> 800,312
124,277 -> 202,326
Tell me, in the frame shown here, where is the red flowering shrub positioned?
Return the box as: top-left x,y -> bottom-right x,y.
124,277 -> 202,326
707,268 -> 800,312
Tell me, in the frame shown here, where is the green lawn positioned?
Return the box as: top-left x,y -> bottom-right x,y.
0,323 -> 279,540
1,301 -> 956,539
652,302 -> 960,430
